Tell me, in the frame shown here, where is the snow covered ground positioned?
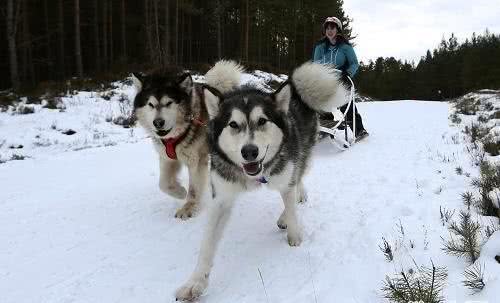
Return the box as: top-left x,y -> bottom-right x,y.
1,76 -> 499,302
0,82 -> 143,164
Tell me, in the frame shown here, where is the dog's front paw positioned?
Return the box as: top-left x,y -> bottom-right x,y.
175,276 -> 208,301
298,188 -> 308,203
160,182 -> 187,199
175,201 -> 197,220
277,211 -> 287,229
287,230 -> 302,247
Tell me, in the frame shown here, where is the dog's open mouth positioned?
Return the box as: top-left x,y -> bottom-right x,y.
156,129 -> 171,137
242,161 -> 263,176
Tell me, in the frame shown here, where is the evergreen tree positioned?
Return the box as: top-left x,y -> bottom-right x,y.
357,31 -> 500,100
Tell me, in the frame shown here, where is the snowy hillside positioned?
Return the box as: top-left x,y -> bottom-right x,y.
1,75 -> 499,303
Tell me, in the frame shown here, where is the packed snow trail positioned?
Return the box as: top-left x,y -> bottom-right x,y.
0,101 -> 486,302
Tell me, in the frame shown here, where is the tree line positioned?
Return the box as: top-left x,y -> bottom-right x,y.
3,1 -> 497,100
356,31 -> 500,100
2,0 -> 351,91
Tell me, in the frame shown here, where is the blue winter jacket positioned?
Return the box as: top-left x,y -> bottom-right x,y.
313,38 -> 359,77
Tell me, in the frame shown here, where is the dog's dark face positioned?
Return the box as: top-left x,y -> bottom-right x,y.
204,84 -> 292,177
131,73 -> 193,139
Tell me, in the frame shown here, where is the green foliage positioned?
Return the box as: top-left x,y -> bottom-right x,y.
357,31 -> 500,100
0,92 -> 18,108
357,57 -> 415,100
456,97 -> 480,115
489,110 -> 500,119
461,192 -> 474,210
471,162 -> 500,217
464,123 -> 488,143
379,237 -> 394,262
382,263 -> 448,303
484,222 -> 500,239
450,113 -> 462,124
482,139 -> 500,156
442,211 -> 481,264
462,263 -> 485,293
10,154 -> 27,160
477,115 -> 489,123
439,206 -> 455,226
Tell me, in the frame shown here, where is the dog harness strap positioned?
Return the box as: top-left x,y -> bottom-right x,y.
160,115 -> 205,160
192,117 -> 205,127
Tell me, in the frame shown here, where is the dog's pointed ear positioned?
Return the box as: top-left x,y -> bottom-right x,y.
130,73 -> 145,92
272,81 -> 292,113
177,73 -> 193,94
203,86 -> 222,120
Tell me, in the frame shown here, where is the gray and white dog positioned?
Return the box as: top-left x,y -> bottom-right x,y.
131,61 -> 242,219
176,61 -> 349,300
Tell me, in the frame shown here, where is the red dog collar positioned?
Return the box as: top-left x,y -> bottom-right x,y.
160,116 -> 205,159
161,131 -> 189,160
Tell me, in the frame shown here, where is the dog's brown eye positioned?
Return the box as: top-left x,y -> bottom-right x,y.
166,101 -> 173,107
148,102 -> 154,108
257,118 -> 267,126
229,121 -> 239,129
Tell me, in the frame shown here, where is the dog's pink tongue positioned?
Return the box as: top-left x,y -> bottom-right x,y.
243,162 -> 259,174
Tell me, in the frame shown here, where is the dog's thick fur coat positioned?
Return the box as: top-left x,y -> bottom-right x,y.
132,61 -> 241,219
175,62 -> 348,300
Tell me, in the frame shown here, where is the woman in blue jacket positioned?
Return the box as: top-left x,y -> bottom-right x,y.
313,16 -> 368,141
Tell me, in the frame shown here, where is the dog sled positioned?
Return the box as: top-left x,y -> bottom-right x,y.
318,70 -> 361,150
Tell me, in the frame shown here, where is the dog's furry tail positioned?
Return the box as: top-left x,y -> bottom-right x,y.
205,60 -> 244,94
291,62 -> 349,112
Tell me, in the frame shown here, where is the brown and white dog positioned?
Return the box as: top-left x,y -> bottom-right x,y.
131,61 -> 243,219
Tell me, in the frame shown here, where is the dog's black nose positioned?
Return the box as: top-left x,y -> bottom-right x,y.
153,118 -> 165,129
241,144 -> 259,161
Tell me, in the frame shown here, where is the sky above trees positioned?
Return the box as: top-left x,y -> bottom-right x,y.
344,0 -> 500,63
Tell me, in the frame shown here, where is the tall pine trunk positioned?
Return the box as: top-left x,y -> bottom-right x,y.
179,9 -> 184,65
188,12 -> 192,65
145,0 -> 153,63
221,14 -> 225,60
257,6 -> 261,64
121,0 -> 127,60
302,13 -> 307,61
58,0 -> 65,78
163,0 -> 170,65
239,2 -> 244,61
154,0 -> 161,65
6,0 -> 20,90
197,17 -> 202,64
102,0 -> 108,68
21,2 -> 27,81
109,0 -> 114,66
174,0 -> 179,65
75,0 -> 83,77
21,0 -> 35,85
244,0 -> 249,63
94,0 -> 101,71
215,0 -> 222,59
44,0 -> 53,75
290,0 -> 299,69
